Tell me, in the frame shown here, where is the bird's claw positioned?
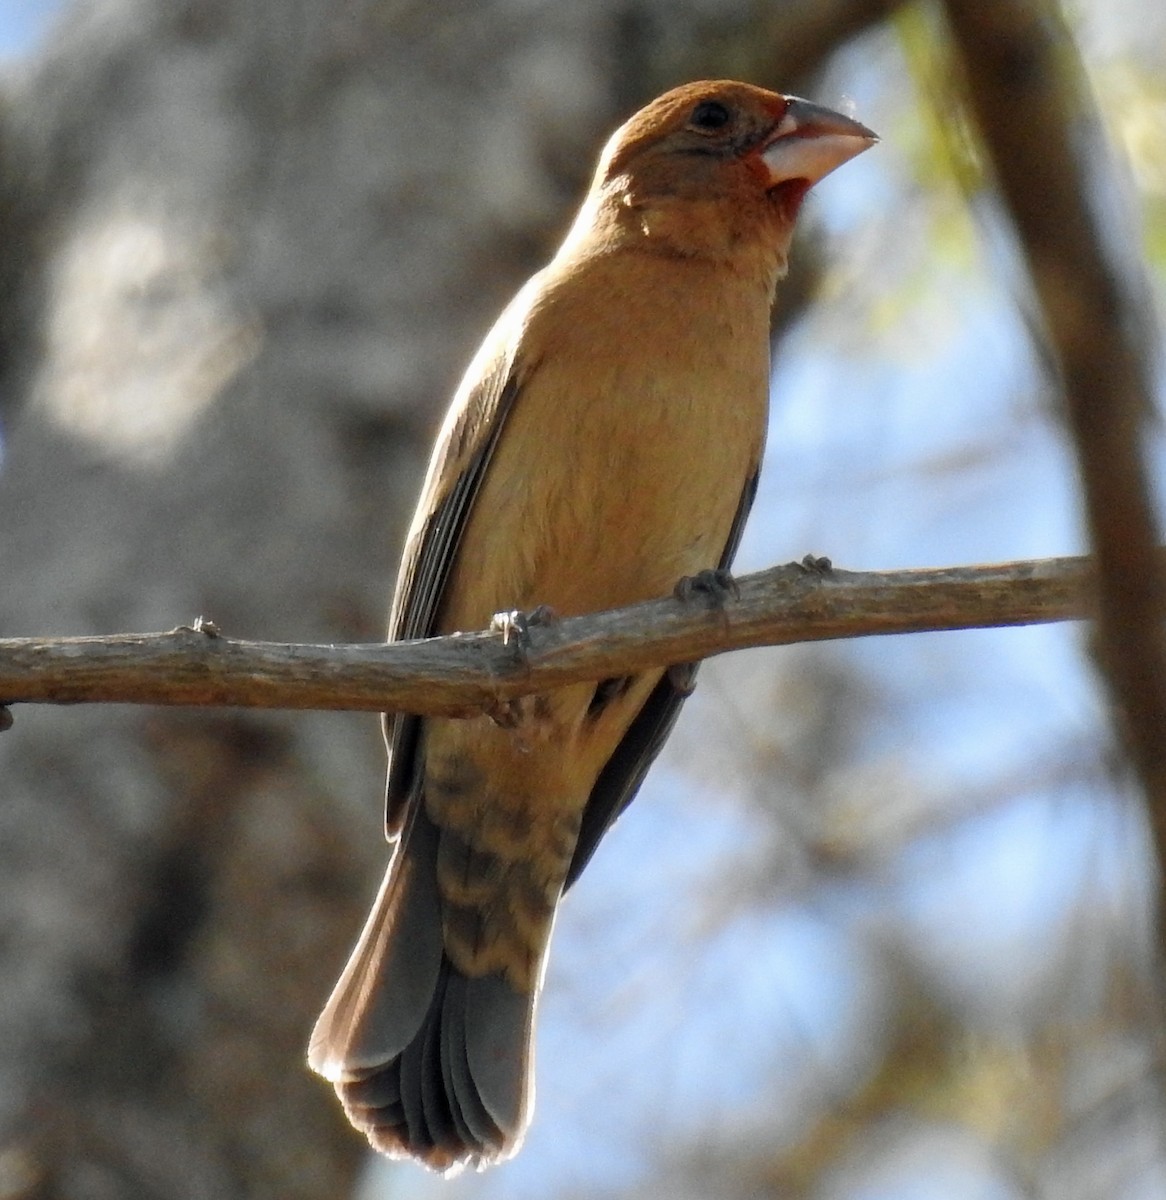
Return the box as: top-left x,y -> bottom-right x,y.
172,615 -> 221,637
487,699 -> 522,729
796,554 -> 832,574
666,662 -> 698,696
490,605 -> 558,655
486,692 -> 555,747
674,567 -> 738,606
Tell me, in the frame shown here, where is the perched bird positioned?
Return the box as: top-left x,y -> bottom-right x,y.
309,79 -> 875,1172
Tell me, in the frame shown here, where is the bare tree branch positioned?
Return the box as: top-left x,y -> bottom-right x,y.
0,554 -> 1097,717
940,1 -> 1166,836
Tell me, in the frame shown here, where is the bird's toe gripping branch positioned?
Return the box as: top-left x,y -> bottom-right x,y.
489,605 -> 559,655
796,554 -> 833,574
486,606 -> 561,735
673,567 -> 740,606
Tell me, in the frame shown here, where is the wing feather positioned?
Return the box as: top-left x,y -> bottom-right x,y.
383,338 -> 530,835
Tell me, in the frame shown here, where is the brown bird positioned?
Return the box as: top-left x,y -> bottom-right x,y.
309,80 -> 875,1172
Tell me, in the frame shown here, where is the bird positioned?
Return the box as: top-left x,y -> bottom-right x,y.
308,79 -> 875,1173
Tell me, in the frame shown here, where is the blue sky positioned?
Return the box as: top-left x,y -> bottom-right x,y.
0,0 -> 65,57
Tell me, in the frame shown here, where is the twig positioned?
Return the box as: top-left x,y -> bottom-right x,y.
0,554 -> 1096,717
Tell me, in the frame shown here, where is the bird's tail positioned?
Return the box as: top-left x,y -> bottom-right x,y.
307,805 -> 537,1173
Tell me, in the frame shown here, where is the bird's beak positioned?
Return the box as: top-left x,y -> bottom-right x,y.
758,97 -> 877,188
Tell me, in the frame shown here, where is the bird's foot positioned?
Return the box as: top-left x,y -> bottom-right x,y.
487,607 -> 558,744
486,693 -> 555,750
490,605 -> 558,655
172,615 -> 222,637
674,567 -> 739,606
795,554 -> 832,574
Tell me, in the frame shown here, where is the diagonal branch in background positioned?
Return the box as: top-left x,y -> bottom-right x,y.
0,555 -> 1096,718
939,2 -> 1166,848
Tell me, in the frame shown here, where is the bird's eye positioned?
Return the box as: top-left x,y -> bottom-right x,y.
689,100 -> 732,131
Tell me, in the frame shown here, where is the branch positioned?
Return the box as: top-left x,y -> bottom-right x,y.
0,555 -> 1096,717
940,1 -> 1166,835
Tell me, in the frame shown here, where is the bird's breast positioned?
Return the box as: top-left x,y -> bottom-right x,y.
438,251 -> 772,631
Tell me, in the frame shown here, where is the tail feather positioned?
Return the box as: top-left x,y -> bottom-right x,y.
308,804 -> 536,1172
461,971 -> 533,1132
442,974 -> 507,1147
309,809 -> 445,1073
396,998 -> 430,1150
439,987 -> 482,1149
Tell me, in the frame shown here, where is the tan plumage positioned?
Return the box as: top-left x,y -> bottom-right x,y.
309,80 -> 875,1172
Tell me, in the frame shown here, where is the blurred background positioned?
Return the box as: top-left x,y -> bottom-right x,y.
1,1 -> 1164,1197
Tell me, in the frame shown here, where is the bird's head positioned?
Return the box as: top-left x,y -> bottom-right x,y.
572,80 -> 876,271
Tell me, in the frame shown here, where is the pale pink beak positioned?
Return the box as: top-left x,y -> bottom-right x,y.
759,97 -> 877,187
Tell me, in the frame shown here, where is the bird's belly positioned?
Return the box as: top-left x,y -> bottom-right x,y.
439,362 -> 765,631
422,272 -> 770,907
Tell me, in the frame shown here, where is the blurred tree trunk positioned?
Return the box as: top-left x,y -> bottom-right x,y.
0,1 -> 897,1196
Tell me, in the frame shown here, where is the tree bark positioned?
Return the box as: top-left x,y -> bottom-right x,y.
0,553 -> 1104,716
